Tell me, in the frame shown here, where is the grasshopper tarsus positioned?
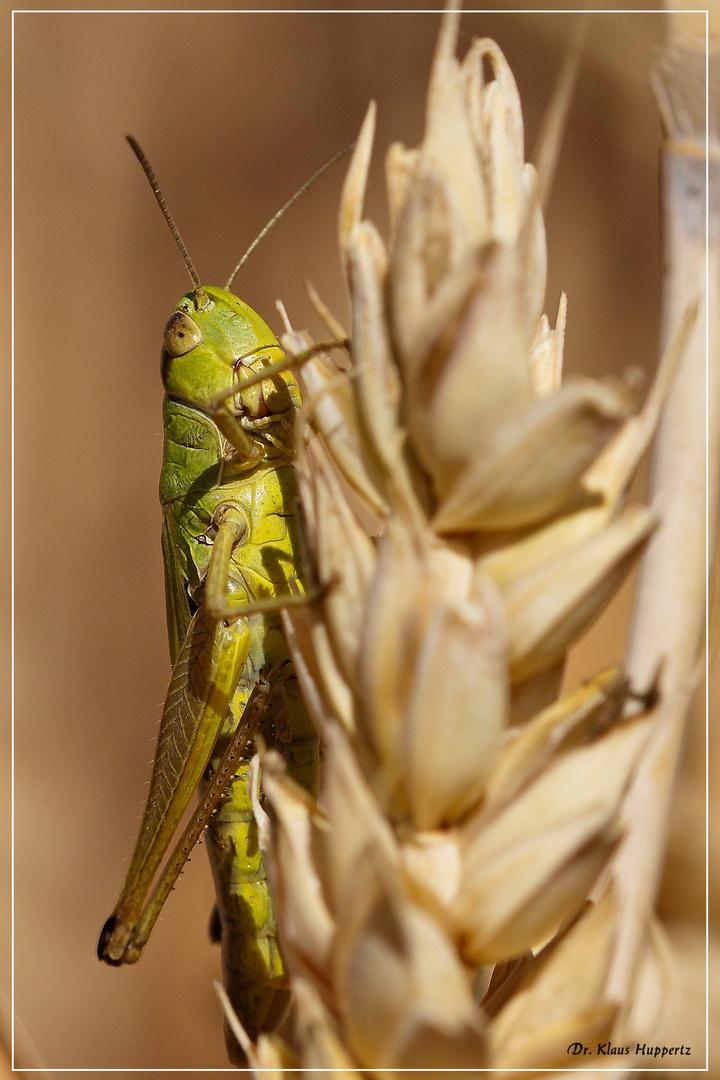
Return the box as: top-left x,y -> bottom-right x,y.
97,915 -> 121,964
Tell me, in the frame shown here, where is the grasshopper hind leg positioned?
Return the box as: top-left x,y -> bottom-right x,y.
208,904 -> 222,944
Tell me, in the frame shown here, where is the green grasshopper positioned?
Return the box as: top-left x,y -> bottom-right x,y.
98,136 -> 343,1062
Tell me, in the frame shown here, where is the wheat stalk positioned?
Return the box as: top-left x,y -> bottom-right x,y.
603,5 -> 718,1069
216,6 -> 711,1071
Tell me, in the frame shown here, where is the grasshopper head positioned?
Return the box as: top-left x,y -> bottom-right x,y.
161,285 -> 300,420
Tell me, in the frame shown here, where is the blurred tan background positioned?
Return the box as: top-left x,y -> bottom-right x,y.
7,4 -> 711,1075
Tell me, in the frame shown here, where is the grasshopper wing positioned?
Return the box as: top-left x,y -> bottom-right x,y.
161,507 -> 193,667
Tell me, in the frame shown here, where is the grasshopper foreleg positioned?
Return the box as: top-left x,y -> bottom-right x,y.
204,504 -> 325,622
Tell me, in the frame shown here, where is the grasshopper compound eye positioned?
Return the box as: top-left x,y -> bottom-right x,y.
163,310 -> 203,356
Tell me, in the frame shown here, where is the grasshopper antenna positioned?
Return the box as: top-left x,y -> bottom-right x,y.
125,134 -> 208,308
225,141 -> 355,290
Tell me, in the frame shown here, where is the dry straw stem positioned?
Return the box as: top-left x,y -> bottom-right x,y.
219,5 -> 706,1072
602,0 -> 718,1055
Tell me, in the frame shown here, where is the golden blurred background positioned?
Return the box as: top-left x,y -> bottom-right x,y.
7,4 -> 711,1074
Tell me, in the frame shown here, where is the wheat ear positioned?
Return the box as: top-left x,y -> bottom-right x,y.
215,6 -> 711,1072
